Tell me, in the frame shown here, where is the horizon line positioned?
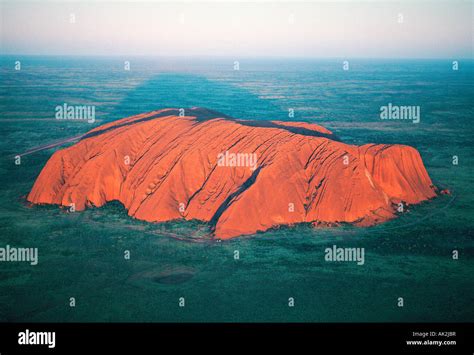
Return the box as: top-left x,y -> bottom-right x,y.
1,54 -> 473,61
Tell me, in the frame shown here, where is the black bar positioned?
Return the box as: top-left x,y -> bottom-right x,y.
0,323 -> 471,354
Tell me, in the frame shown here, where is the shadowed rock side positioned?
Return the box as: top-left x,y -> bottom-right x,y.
28,107 -> 437,239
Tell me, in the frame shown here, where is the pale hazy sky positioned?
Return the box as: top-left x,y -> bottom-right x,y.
0,0 -> 472,58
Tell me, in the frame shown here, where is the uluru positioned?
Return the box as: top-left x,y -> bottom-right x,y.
27,107 -> 437,239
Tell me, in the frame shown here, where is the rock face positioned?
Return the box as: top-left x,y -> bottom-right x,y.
27,107 -> 437,239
